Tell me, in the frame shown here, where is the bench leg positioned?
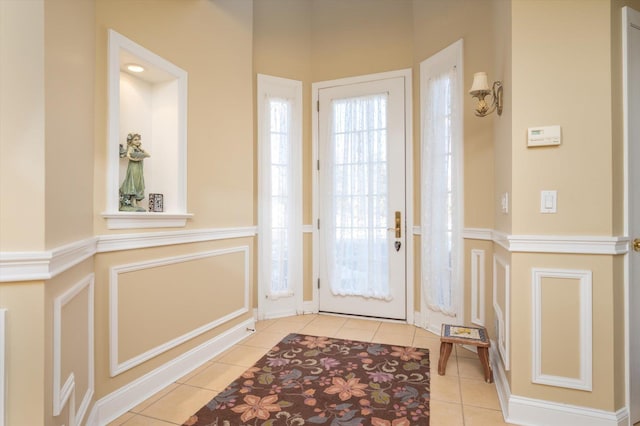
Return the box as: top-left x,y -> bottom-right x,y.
477,346 -> 493,383
438,342 -> 453,376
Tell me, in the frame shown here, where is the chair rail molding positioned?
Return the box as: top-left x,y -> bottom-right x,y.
491,343 -> 628,426
0,228 -> 626,282
0,227 -> 257,282
0,238 -> 98,282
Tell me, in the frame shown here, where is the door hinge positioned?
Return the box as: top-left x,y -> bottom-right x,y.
317,218 -> 320,229
317,159 -> 320,170
317,100 -> 319,112
317,278 -> 320,289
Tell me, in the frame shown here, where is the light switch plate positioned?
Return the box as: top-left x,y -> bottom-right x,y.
540,190 -> 557,213
501,192 -> 509,214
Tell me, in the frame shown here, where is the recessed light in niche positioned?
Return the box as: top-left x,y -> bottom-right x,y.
126,64 -> 145,73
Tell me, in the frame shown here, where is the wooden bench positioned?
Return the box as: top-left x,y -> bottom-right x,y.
438,324 -> 493,383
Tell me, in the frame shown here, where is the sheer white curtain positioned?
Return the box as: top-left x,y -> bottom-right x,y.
267,98 -> 293,297
320,94 -> 392,300
421,66 -> 461,315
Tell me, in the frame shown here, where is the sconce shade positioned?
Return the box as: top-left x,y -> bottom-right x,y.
469,71 -> 503,117
469,72 -> 490,94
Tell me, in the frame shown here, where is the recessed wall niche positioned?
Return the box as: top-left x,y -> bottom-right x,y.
103,29 -> 191,229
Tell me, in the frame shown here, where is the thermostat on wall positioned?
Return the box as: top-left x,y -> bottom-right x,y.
527,125 -> 561,147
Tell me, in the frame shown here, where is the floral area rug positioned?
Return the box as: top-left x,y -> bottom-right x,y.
183,333 -> 430,426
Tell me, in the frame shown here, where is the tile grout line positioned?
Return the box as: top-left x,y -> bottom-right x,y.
456,347 -> 467,426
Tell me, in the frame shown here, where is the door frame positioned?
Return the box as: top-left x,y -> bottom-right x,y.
623,6 -> 640,423
311,68 -> 414,323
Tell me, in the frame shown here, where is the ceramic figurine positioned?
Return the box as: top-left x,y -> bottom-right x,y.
119,133 -> 150,212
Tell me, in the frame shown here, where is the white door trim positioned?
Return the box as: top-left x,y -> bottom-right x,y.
311,69 -> 414,323
623,6 -> 640,424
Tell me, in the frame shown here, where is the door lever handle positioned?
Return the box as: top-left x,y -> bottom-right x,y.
633,238 -> 640,252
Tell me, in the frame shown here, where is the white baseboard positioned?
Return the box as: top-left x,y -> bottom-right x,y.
491,343 -> 629,426
86,317 -> 255,426
302,301 -> 316,314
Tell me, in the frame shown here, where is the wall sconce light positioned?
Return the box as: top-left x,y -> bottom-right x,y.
469,72 -> 503,117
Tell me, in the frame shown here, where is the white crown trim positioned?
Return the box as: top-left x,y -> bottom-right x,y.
109,246 -> 250,377
532,268 -> 593,391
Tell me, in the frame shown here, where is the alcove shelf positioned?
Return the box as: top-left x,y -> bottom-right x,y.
103,29 -> 192,229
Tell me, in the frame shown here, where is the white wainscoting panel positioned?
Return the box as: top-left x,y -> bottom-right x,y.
471,249 -> 486,326
53,274 -> 95,426
109,246 -> 250,376
532,268 -> 593,391
491,341 -> 628,426
493,255 -> 510,370
87,317 -> 255,426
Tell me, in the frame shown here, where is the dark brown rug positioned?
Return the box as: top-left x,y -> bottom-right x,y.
183,333 -> 430,426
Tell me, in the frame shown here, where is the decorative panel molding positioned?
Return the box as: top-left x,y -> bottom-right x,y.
532,268 -> 592,391
53,274 -> 95,426
471,249 -> 486,326
0,308 -> 5,426
491,336 -> 624,426
109,246 -> 250,376
87,318 -> 254,426
493,255 -> 510,370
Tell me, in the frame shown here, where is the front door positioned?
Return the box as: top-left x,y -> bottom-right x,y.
316,74 -> 407,320
624,6 -> 640,423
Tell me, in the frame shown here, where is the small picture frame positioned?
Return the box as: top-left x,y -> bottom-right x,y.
148,193 -> 164,212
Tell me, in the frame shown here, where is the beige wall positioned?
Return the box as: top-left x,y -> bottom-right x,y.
492,0 -> 512,234
506,0 -> 627,412
0,281 -> 45,426
45,259 -> 95,426
94,0 -> 254,233
44,0 -> 95,248
510,253 -> 617,410
0,0 -> 46,251
512,0 -> 613,236
413,0 -> 496,231
91,0 -> 256,404
93,238 -> 253,397
1,0 -> 634,423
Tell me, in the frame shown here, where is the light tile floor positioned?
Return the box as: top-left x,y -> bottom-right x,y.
108,314 -> 513,425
